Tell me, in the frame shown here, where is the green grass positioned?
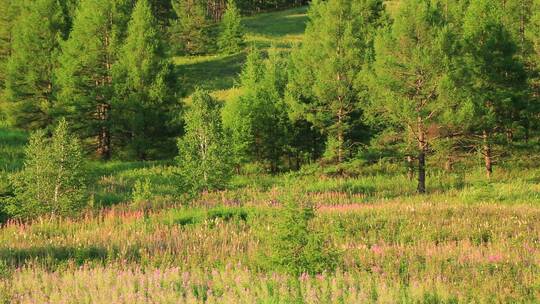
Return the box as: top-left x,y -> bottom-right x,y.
0,126 -> 26,172
87,160 -> 183,207
243,6 -> 308,48
174,53 -> 246,95
0,126 -> 27,194
173,6 -> 308,100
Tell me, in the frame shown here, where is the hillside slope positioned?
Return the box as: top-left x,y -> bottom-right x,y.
174,6 -> 308,101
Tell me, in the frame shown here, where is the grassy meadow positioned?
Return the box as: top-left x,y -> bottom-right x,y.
0,5 -> 540,304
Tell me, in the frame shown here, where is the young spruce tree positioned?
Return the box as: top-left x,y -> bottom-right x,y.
4,0 -> 66,130
177,89 -> 233,193
218,0 -> 245,55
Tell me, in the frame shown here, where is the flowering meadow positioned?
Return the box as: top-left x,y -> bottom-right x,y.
0,198 -> 539,303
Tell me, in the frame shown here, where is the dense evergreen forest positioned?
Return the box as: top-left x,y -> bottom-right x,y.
0,0 -> 539,301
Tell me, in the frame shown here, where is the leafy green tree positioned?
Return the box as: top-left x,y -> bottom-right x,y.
176,89 -> 233,193
56,0 -> 133,160
223,47 -> 290,171
457,0 -> 526,177
6,119 -> 87,219
4,0 -> 66,130
170,0 -> 212,55
494,0 -> 538,142
287,0 -> 384,164
115,0 -> 178,159
366,0 -> 454,193
218,0 -> 245,54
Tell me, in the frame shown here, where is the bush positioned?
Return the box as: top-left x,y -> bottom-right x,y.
3,120 -> 87,219
132,178 -> 153,204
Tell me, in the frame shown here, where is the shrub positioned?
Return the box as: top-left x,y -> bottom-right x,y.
3,119 -> 87,219
267,199 -> 340,275
132,178 -> 153,204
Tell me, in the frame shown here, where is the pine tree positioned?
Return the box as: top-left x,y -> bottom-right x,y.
269,198 -> 339,275
457,0 -> 526,178
56,0 -> 133,160
170,0 -> 211,55
287,0 -> 384,164
176,89 -> 233,193
367,0 -> 452,193
115,0 -> 177,159
4,0 -> 66,130
7,119 -> 87,219
218,0 -> 245,54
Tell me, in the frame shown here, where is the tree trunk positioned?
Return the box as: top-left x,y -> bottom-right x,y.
417,149 -> 426,193
97,126 -> 111,160
337,128 -> 343,164
335,94 -> 345,164
417,117 -> 426,194
483,130 -> 492,179
97,103 -> 111,160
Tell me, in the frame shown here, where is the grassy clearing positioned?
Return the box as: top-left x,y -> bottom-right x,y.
243,6 -> 308,48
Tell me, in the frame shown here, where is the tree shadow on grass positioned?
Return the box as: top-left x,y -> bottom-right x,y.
175,52 -> 247,97
0,245 -> 141,268
0,127 -> 27,172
